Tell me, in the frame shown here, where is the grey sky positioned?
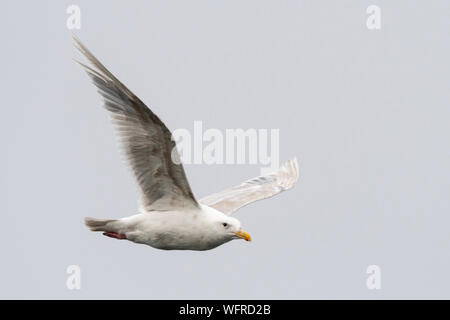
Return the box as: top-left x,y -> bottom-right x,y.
1,1 -> 449,299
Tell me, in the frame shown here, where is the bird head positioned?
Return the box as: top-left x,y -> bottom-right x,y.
200,204 -> 251,245
213,215 -> 251,242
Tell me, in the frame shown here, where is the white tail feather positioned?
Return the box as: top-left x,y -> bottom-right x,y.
84,217 -> 117,232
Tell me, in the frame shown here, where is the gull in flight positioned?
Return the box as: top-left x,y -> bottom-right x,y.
74,36 -> 299,251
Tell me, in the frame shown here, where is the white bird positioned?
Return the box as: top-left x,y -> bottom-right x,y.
74,36 -> 299,251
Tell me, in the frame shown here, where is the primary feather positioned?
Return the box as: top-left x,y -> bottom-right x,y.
200,158 -> 299,215
73,35 -> 198,212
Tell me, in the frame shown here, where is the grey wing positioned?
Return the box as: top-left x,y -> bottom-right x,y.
200,158 -> 299,215
73,36 -> 198,211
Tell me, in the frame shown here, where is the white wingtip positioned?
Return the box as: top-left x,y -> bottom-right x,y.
276,157 -> 300,190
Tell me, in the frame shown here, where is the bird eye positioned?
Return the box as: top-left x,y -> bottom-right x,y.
222,223 -> 228,227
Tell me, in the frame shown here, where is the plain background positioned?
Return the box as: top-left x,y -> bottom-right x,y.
1,1 -> 449,299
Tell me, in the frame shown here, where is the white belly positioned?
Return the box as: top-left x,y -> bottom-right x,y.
118,211 -> 228,251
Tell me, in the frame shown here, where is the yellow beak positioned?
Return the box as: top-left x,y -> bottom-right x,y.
235,229 -> 252,242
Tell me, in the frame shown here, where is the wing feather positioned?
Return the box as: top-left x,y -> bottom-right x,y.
73,36 -> 198,211
200,158 -> 299,215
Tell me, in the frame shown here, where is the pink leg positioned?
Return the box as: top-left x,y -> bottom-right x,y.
103,232 -> 127,240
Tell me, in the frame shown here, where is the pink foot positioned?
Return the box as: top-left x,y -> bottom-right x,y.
103,232 -> 127,240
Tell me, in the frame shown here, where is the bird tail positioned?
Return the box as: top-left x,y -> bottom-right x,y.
84,217 -> 118,232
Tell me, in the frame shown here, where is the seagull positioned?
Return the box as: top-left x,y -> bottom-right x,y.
74,36 -> 299,251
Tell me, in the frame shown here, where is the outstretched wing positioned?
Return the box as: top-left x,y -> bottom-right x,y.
73,36 -> 198,211
200,158 -> 299,215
